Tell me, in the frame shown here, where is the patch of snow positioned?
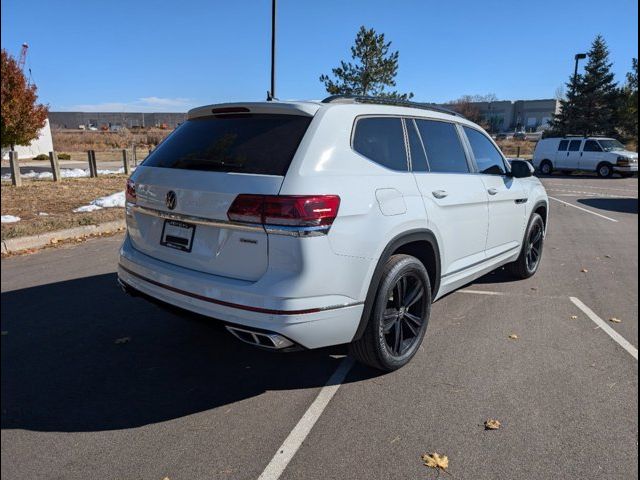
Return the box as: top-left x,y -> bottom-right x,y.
1,166 -> 133,181
37,212 -> 50,216
73,190 -> 125,213
1,215 -> 21,223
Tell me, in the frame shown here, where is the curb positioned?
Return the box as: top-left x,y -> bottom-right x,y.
1,219 -> 126,254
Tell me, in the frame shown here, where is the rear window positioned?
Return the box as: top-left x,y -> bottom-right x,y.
142,114 -> 312,175
353,117 -> 408,171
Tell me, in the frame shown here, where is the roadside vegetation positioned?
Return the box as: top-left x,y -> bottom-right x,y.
1,176 -> 126,240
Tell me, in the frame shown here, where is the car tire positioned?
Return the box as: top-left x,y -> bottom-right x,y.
349,254 -> 431,372
508,213 -> 545,280
597,162 -> 613,178
539,160 -> 553,175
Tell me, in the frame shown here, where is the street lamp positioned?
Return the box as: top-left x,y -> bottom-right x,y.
573,53 -> 587,87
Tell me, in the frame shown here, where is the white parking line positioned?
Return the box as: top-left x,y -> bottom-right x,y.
548,196 -> 618,223
546,182 -> 638,194
547,188 -> 630,198
570,297 -> 638,360
459,289 -> 506,296
258,357 -> 355,480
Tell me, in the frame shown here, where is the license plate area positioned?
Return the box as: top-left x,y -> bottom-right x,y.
160,220 -> 196,252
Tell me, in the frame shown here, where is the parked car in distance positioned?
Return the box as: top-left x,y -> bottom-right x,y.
118,96 -> 549,371
494,133 -> 508,140
533,136 -> 639,177
513,131 -> 527,140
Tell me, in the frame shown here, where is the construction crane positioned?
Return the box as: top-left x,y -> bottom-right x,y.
18,43 -> 28,71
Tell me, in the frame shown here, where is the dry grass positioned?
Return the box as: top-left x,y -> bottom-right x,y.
495,138 -> 536,158
51,128 -> 172,152
1,176 -> 127,240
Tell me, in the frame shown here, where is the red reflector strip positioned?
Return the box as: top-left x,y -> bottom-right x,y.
119,264 -> 360,315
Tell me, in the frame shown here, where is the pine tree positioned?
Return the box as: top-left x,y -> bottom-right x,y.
320,26 -> 413,100
549,35 -> 619,137
619,58 -> 638,142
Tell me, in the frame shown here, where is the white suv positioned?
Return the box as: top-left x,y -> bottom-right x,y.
118,96 -> 549,371
533,136 -> 639,178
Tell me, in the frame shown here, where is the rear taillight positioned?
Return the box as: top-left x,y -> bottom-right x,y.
126,179 -> 136,203
228,195 -> 340,232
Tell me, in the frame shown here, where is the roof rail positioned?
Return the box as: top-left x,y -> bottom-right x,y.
321,94 -> 465,118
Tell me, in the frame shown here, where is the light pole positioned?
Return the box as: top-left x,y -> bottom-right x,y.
268,0 -> 277,100
573,53 -> 587,88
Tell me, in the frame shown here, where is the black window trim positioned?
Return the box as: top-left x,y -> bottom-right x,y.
403,118 -> 431,172
350,114 -> 481,175
350,114 -> 410,172
402,116 -> 476,175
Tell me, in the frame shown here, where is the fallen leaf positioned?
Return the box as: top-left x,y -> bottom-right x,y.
604,255 -> 612,259
609,317 -> 622,324
581,268 -> 588,273
485,419 -> 501,430
570,315 -> 578,320
50,238 -> 58,245
114,336 -> 131,344
509,334 -> 519,340
422,452 -> 449,471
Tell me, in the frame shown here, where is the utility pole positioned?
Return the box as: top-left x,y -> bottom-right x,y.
268,0 -> 277,100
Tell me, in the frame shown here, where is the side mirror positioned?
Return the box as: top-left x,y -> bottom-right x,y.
509,159 -> 534,178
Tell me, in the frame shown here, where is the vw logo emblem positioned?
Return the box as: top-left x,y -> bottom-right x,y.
165,190 -> 177,210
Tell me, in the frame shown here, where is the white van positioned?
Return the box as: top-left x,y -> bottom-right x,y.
533,137 -> 638,177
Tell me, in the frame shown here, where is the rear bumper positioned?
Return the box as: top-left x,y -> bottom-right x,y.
118,235 -> 363,349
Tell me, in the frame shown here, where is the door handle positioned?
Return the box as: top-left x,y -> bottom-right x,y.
432,190 -> 448,199
487,187 -> 499,195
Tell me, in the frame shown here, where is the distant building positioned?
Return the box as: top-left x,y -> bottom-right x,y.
438,99 -> 561,132
48,112 -> 186,130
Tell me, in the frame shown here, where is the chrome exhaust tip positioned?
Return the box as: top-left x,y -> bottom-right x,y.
225,325 -> 295,350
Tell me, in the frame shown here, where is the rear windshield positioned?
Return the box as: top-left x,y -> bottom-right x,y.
142,114 -> 312,175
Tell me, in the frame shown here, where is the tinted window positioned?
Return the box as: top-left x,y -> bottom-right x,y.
584,140 -> 603,152
353,117 -> 407,171
406,119 -> 428,172
568,140 -> 582,151
415,120 -> 469,173
464,127 -> 507,175
142,114 -> 311,175
558,140 -> 569,151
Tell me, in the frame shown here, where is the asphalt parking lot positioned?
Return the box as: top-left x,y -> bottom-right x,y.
1,175 -> 637,480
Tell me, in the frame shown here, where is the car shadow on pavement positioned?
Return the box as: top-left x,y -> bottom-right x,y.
0,273 -> 380,433
577,198 -> 638,214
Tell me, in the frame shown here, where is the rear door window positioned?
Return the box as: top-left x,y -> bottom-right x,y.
142,114 -> 312,175
558,140 -> 569,151
353,117 -> 408,171
415,119 -> 470,173
568,140 -> 582,151
463,126 -> 507,175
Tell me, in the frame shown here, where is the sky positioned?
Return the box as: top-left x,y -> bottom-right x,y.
1,0 -> 638,112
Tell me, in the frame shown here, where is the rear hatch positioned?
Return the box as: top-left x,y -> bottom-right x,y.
127,104 -> 316,281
